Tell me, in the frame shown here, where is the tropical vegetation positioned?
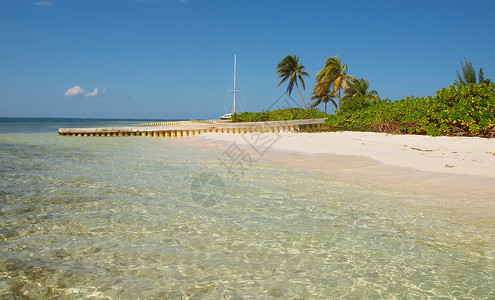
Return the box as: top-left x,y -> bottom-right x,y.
322,82 -> 495,137
344,78 -> 379,101
232,108 -> 328,122
313,56 -> 354,109
336,78 -> 380,113
310,90 -> 337,113
235,56 -> 494,138
457,57 -> 492,85
276,55 -> 310,109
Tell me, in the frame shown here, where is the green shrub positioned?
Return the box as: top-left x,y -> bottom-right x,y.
232,108 -> 329,122
325,82 -> 495,137
231,111 -> 269,122
339,96 -> 373,113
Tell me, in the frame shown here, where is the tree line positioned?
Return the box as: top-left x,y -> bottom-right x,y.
276,55 -> 490,113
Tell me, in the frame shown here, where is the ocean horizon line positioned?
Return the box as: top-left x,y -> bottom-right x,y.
0,116 -> 191,121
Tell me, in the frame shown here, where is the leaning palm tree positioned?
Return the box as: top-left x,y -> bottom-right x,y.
276,55 -> 310,108
314,56 -> 354,109
310,90 -> 337,113
345,78 -> 380,101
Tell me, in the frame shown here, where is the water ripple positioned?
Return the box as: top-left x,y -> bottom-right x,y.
0,132 -> 494,298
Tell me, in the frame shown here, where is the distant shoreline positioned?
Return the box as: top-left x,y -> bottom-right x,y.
0,117 -> 189,121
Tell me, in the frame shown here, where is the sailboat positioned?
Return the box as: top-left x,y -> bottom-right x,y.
220,54 -> 239,120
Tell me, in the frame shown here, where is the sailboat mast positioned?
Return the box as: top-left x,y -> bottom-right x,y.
233,54 -> 236,114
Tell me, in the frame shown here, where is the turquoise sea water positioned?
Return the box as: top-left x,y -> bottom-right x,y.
0,118 -> 494,299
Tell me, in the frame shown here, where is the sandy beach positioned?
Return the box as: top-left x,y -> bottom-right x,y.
192,131 -> 495,216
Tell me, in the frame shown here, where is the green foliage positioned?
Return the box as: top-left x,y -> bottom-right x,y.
232,108 -> 329,123
276,55 -> 310,108
340,95 -> 374,113
325,82 -> 495,137
457,58 -> 477,85
344,78 -> 380,101
310,90 -> 337,112
231,111 -> 270,122
456,57 -> 492,85
314,56 -> 354,109
433,82 -> 495,135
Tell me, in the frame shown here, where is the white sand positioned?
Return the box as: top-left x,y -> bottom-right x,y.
190,131 -> 495,214
198,131 -> 495,178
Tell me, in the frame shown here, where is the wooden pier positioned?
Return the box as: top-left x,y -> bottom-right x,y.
58,119 -> 326,137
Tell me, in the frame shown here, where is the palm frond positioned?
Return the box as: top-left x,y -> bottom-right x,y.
277,74 -> 290,87
286,78 -> 295,95
329,98 -> 338,109
298,74 -> 306,90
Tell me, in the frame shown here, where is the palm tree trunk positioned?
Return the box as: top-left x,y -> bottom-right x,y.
295,82 -> 308,109
325,101 -> 327,113
338,89 -> 341,110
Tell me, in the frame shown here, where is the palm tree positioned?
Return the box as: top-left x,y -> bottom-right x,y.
314,56 -> 354,109
276,55 -> 310,108
345,78 -> 380,101
310,90 -> 337,113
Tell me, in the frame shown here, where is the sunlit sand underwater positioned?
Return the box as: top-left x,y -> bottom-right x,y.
0,119 -> 494,298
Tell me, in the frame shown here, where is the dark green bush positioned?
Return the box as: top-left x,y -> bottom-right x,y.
232,108 -> 329,122
231,111 -> 270,122
339,96 -> 374,113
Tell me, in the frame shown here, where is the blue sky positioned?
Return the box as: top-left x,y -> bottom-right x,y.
1,0 -> 494,119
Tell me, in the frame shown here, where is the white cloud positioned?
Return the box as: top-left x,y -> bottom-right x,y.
64,85 -> 106,97
64,85 -> 86,97
85,88 -> 99,97
33,1 -> 55,7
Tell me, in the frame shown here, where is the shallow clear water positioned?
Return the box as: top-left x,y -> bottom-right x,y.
0,118 -> 494,299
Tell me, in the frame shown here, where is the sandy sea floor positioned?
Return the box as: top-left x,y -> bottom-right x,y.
2,124 -> 494,298
190,131 -> 495,218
